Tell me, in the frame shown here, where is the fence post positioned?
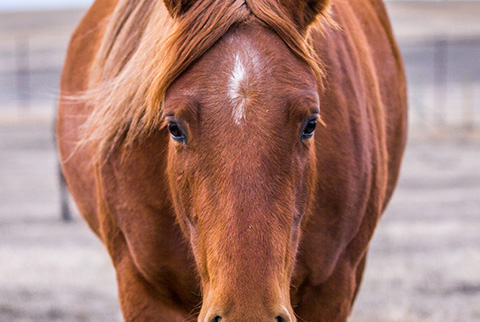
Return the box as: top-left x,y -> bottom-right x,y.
15,34 -> 31,110
433,38 -> 448,127
463,76 -> 475,131
59,163 -> 72,222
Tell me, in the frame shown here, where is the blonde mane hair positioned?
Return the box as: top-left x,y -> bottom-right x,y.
79,0 -> 330,159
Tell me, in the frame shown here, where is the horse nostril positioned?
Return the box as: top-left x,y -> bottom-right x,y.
276,315 -> 292,322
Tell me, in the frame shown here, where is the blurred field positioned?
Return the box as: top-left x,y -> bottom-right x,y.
0,2 -> 479,322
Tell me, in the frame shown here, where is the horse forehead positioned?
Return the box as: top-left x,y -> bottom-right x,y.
227,44 -> 262,125
168,27 -> 316,121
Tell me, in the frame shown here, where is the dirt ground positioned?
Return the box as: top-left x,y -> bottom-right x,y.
0,1 -> 480,322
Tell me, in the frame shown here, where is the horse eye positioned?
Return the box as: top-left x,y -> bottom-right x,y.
168,121 -> 187,143
300,118 -> 317,140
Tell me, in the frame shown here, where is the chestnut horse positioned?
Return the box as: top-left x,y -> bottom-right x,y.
57,0 -> 407,321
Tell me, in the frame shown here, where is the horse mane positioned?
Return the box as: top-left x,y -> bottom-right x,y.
78,0 -> 330,160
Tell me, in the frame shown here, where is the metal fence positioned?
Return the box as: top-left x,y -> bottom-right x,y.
0,34 -> 64,110
1,35 -> 480,130
400,37 -> 480,131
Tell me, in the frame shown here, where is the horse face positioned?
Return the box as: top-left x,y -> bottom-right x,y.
164,24 -> 319,322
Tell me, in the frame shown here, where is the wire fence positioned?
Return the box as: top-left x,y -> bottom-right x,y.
0,34 -> 64,111
400,37 -> 480,131
1,34 -> 480,131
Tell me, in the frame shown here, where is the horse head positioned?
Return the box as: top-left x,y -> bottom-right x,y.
162,1 -> 328,320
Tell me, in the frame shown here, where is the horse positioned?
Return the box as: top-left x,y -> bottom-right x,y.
57,0 -> 407,321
